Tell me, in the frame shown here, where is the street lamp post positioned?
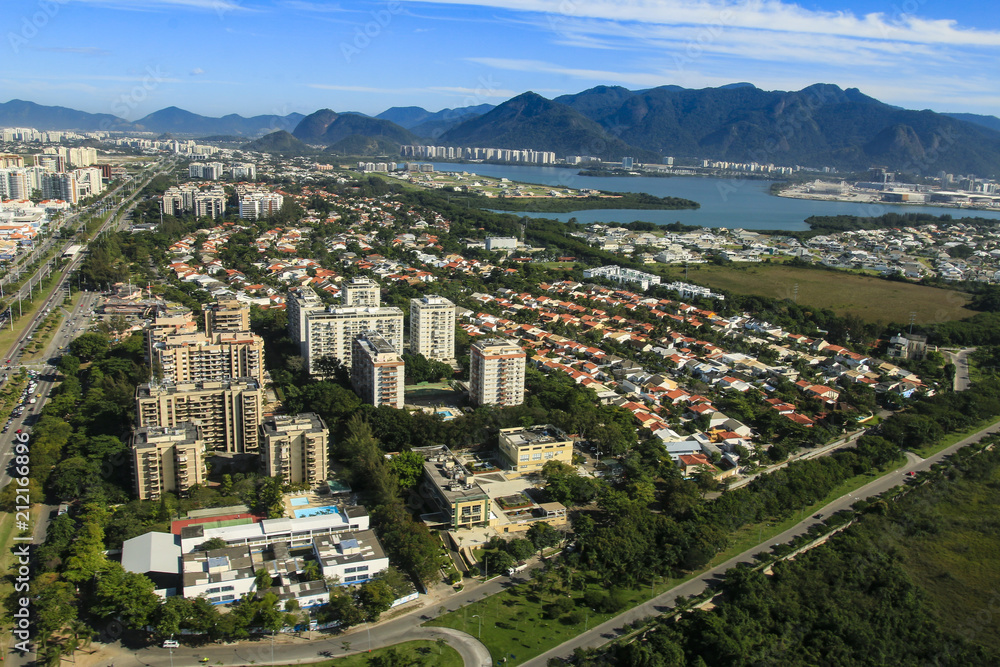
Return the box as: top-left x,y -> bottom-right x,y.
168,638 -> 174,667
472,614 -> 482,639
365,620 -> 372,652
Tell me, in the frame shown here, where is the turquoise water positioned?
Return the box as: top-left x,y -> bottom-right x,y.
294,505 -> 340,519
428,162 -> 1000,231
436,409 -> 457,420
290,497 -> 310,507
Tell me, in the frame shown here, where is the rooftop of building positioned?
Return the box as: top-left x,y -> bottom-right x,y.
136,377 -> 261,397
499,424 -> 570,447
262,412 -> 326,437
355,330 -> 398,355
414,445 -> 489,503
132,422 -> 202,448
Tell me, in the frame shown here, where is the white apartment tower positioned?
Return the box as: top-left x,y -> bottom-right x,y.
469,338 -> 526,407
352,331 -> 405,409
409,295 -> 456,362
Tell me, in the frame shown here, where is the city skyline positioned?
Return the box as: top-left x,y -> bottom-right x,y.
3,0 -> 1000,119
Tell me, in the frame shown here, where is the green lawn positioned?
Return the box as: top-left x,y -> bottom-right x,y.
649,263 -> 975,324
273,640 -> 462,666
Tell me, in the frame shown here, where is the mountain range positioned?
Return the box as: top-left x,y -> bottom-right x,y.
5,85 -> 1000,174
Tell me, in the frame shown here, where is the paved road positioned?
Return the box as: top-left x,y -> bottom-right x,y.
947,347 -> 974,392
107,602 -> 496,667
523,423 -> 1000,666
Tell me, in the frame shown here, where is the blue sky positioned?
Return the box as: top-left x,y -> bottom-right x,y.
4,0 -> 1000,120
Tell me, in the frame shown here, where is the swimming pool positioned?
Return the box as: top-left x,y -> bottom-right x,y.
293,505 -> 340,519
436,409 -> 457,421
290,497 -> 310,507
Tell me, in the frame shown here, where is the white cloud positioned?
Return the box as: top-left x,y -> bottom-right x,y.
190,67 -> 206,75
400,0 -> 1000,47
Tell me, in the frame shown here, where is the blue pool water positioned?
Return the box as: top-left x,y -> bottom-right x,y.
290,497 -> 310,507
436,409 -> 457,420
294,505 -> 340,519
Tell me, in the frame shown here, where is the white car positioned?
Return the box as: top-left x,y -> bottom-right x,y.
162,639 -> 179,648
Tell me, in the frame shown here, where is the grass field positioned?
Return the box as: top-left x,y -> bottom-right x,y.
881,459 -> 1000,652
274,640 -> 462,666
651,263 -> 975,324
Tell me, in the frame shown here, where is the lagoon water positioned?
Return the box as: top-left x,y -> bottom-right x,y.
428,162 -> 1000,232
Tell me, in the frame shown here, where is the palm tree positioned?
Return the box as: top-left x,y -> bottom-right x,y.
69,620 -> 92,653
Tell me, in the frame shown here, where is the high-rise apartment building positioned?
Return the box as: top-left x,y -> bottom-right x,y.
287,287 -> 404,377
352,331 -> 405,409
409,295 -> 456,362
39,172 -> 77,204
150,331 -> 265,385
237,189 -> 283,220
469,338 -> 526,407
287,286 -> 324,350
342,277 -> 380,308
136,379 -> 263,454
203,299 -> 250,335
131,423 -> 206,500
260,413 -> 329,486
0,169 -> 32,200
160,185 -> 226,219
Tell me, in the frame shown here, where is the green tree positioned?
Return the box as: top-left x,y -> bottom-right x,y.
387,450 -> 425,491
69,332 -> 110,361
356,579 -> 395,621
91,563 -> 159,628
527,522 -> 562,554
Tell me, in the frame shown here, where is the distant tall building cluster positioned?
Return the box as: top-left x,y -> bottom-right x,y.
41,146 -> 97,167
187,161 -> 256,180
237,186 -> 283,220
160,185 -> 227,219
130,300 -> 331,499
188,162 -> 224,180
400,145 -> 556,164
0,162 -> 104,203
469,338 -> 526,407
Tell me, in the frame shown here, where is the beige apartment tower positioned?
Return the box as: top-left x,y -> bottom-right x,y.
469,338 -> 526,407
409,295 -> 456,362
151,331 -> 265,385
352,331 -> 405,409
260,413 -> 329,486
136,379 -> 263,454
131,423 -> 206,500
203,299 -> 250,335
